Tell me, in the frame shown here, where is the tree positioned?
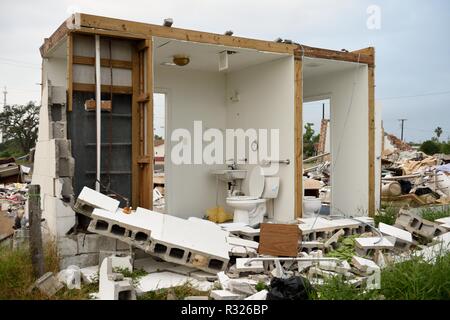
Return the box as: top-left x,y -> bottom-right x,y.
303,122 -> 320,158
434,126 -> 443,141
0,102 -> 40,154
419,140 -> 440,155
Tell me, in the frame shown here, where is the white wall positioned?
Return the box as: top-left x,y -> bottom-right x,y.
226,57 -> 295,222
154,67 -> 227,218
304,61 -> 370,217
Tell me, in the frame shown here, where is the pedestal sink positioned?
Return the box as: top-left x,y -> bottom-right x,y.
210,169 -> 247,182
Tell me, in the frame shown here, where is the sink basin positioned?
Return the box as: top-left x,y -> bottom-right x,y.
211,169 -> 247,182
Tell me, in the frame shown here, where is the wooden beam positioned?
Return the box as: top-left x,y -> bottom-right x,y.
295,45 -> 374,66
294,58 -> 303,219
368,48 -> 376,217
67,33 -> 73,112
40,18 -> 71,57
145,38 -> 154,209
73,82 -> 132,94
131,45 -> 140,208
73,55 -> 132,69
76,13 -> 296,54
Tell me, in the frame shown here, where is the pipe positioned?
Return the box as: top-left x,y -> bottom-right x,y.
95,35 -> 101,191
243,257 -> 340,266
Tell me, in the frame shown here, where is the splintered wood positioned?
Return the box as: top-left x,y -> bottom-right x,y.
258,223 -> 300,257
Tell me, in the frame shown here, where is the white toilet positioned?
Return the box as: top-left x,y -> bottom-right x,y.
226,166 -> 280,225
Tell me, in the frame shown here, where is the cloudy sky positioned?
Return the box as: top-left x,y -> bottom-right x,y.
0,0 -> 449,142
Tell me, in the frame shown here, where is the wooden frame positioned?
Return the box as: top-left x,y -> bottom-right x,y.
294,57 -> 303,219
46,13 -> 376,218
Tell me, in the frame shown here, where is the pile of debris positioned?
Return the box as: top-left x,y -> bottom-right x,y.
50,186 -> 450,300
0,183 -> 29,243
381,147 -> 450,206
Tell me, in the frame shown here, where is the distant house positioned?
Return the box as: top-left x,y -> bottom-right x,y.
154,140 -> 164,172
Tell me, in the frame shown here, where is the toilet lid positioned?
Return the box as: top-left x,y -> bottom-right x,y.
248,166 -> 265,198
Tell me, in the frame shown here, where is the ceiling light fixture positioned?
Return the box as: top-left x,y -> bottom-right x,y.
173,55 -> 190,66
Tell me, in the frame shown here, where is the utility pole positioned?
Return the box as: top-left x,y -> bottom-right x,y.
322,103 -> 325,120
398,118 -> 407,141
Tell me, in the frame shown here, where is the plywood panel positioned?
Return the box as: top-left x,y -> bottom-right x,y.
258,223 -> 300,257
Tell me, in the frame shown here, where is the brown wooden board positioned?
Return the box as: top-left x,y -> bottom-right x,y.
258,223 -> 300,257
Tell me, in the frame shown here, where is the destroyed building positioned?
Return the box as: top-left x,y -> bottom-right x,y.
33,13 -> 382,270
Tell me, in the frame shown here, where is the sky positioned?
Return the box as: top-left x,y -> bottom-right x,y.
0,0 -> 449,142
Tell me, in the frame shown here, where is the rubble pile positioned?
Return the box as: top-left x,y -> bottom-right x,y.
0,183 -> 29,240
56,187 -> 450,300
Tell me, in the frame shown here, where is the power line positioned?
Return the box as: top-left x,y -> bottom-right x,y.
379,90 -> 450,101
398,119 -> 407,141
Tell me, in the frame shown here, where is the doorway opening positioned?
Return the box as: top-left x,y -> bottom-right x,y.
153,92 -> 166,212
303,98 -> 331,216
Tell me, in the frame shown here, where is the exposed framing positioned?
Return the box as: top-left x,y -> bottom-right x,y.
51,13 -> 376,217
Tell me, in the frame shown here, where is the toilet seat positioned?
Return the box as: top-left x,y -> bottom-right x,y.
227,195 -> 260,201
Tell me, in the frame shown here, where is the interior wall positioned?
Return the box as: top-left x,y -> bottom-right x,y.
304,60 -> 369,217
226,57 -> 295,222
154,66 -> 227,218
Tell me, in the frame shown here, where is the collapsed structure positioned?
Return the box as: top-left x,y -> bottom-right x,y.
35,13 -> 380,245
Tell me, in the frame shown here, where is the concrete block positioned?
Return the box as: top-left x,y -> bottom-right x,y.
77,233 -> 99,254
54,177 -> 74,199
80,266 -> 99,284
56,215 -> 76,236
134,257 -> 177,274
35,272 -> 64,296
57,156 -> 75,177
98,257 -> 136,300
235,258 -> 264,273
245,289 -> 268,300
55,139 -> 72,158
50,121 -> 67,139
190,271 -> 218,281
98,235 -> 118,251
58,236 -> 78,256
60,252 -> 99,269
75,187 -> 120,217
352,256 -> 380,273
435,217 -> 450,225
210,290 -> 243,300
99,251 -> 133,268
355,237 -> 395,250
50,86 -> 67,104
135,272 -> 193,293
227,236 -> 259,249
379,223 -> 413,245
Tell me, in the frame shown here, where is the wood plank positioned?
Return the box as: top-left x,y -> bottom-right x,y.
295,45 -> 374,66
73,55 -> 132,69
76,13 -> 296,54
73,82 -> 132,94
67,33 -> 73,112
40,18 -> 71,57
258,223 -> 300,257
368,59 -> 376,217
144,38 -> 154,210
131,44 -> 140,208
294,58 -> 303,219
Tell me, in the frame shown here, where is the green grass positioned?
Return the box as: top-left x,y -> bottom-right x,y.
374,203 -> 399,227
325,235 -> 358,262
419,207 -> 450,222
0,242 -> 97,300
138,281 -> 210,300
312,252 -> 450,300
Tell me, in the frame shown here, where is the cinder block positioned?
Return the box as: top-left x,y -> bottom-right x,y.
55,139 -> 72,158
75,187 -> 120,217
77,233 -> 100,254
58,236 -> 78,256
50,121 -> 67,139
57,156 -> 75,177
50,86 -> 67,105
60,252 -> 99,269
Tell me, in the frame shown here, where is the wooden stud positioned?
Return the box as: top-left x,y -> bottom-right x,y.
295,46 -> 374,66
73,55 -> 132,69
72,83 -> 133,94
294,58 -> 303,219
67,33 -> 73,112
144,38 -> 154,210
40,18 -> 70,57
131,44 -> 140,208
368,48 -> 376,217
